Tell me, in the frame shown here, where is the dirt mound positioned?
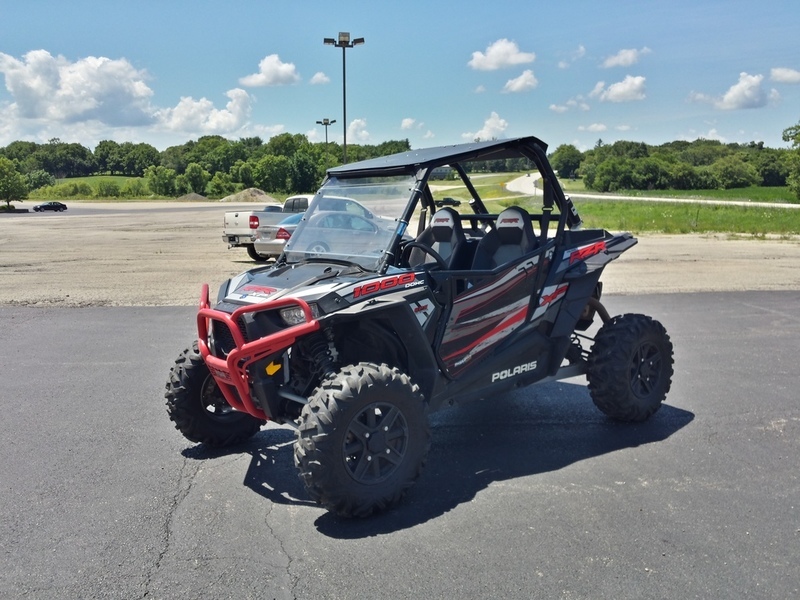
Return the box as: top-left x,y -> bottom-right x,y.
175,192 -> 208,202
220,188 -> 278,203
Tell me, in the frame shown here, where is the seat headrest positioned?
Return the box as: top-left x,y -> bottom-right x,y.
430,207 -> 463,243
496,207 -> 532,245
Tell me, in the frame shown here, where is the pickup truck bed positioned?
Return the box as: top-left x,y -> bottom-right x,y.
223,195 -> 310,261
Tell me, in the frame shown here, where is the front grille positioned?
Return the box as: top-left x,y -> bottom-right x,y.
211,319 -> 249,357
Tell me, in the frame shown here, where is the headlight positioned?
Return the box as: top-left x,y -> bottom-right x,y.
279,303 -> 321,325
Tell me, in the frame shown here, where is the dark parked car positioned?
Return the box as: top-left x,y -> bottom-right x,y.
33,201 -> 67,212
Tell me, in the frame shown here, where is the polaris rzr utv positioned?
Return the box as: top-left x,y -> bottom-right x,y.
165,136 -> 673,518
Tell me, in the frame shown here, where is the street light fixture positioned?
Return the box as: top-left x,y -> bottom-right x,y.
316,118 -> 336,147
323,32 -> 364,163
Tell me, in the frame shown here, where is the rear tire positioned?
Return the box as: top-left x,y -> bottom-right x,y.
246,244 -> 267,262
294,363 -> 430,518
165,342 -> 264,447
586,313 -> 673,422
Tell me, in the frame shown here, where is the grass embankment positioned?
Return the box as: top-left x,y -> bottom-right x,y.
451,174 -> 800,236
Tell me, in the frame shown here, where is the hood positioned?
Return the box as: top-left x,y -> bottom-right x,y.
219,261 -> 370,306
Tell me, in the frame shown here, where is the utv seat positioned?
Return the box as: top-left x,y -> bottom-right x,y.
408,207 -> 469,269
471,206 -> 538,270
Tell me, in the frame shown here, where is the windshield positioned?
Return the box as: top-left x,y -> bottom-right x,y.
282,174 -> 417,270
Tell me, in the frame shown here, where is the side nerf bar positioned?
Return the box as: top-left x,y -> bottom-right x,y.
196,284 -> 320,420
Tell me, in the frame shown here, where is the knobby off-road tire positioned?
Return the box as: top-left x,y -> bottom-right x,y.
586,313 -> 674,422
294,362 -> 431,518
165,342 -> 264,447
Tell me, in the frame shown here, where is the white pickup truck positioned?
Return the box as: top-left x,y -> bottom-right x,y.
223,195 -> 311,261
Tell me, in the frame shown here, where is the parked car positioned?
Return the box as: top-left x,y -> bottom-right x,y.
33,201 -> 67,212
300,211 -> 389,257
252,212 -> 304,260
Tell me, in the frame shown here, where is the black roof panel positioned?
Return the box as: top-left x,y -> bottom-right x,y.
327,136 -> 548,177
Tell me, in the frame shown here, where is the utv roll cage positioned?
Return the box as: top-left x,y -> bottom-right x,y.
325,136 -> 584,274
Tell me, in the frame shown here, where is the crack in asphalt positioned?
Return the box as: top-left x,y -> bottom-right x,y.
139,455 -> 201,599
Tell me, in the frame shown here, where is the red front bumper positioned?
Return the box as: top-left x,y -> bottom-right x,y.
196,284 -> 320,420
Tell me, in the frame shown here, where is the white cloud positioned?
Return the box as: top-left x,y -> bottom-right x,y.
155,88 -> 252,133
578,123 -> 607,132
770,67 -> 800,84
0,50 -> 155,126
550,97 -> 591,113
474,85 -> 487,93
502,69 -> 538,93
602,47 -> 651,68
401,118 -> 416,130
690,128 -> 726,142
559,44 -> 586,69
468,39 -> 535,71
239,54 -> 300,86
588,81 -> 605,98
616,125 -> 632,132
691,72 -> 777,110
462,111 -> 508,141
716,73 -> 769,109
309,71 -> 330,85
593,76 -> 647,102
423,130 -> 435,139
348,118 -> 370,143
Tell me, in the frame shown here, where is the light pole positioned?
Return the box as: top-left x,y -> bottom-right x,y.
323,32 -> 364,164
316,118 -> 336,147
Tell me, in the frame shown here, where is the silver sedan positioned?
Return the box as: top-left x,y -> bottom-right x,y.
252,212 -> 304,259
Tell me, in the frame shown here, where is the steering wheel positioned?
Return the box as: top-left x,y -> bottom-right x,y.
401,241 -> 448,270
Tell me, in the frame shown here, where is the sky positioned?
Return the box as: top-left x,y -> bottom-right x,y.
1,0 -> 799,153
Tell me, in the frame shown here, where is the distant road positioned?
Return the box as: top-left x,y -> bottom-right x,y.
505,175 -> 800,209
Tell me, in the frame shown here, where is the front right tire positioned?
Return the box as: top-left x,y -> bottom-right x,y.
294,362 -> 430,518
165,342 -> 264,447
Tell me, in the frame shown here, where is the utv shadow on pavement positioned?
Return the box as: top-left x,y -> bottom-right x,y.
183,381 -> 693,537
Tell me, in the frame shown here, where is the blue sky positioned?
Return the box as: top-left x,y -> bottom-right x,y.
1,0 -> 798,153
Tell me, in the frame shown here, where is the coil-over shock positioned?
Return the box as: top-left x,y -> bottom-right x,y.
304,330 -> 338,382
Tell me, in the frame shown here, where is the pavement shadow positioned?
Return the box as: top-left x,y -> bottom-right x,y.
183,380 -> 694,537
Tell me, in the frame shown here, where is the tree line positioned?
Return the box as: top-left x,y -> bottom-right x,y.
0,134 -> 412,203
3,121 -> 800,207
548,122 -> 800,200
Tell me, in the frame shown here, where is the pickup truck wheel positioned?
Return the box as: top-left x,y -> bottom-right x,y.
586,313 -> 673,422
246,244 -> 267,261
165,342 -> 264,447
294,362 -> 430,518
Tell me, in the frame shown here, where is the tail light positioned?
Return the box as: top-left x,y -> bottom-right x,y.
249,215 -> 259,229
276,227 -> 292,240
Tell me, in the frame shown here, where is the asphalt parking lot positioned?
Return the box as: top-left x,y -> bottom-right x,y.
2,291 -> 798,599
1,204 -> 799,598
